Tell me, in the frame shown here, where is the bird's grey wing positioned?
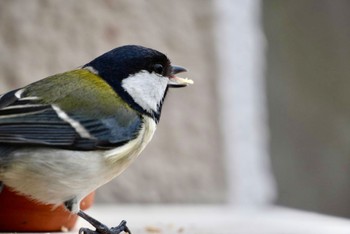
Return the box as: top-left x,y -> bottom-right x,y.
0,89 -> 142,151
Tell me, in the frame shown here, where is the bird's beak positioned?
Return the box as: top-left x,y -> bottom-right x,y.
168,65 -> 194,88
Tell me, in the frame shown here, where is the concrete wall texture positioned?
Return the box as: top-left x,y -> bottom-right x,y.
0,0 -> 226,203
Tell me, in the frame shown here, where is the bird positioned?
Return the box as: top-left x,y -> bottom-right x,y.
0,45 -> 193,234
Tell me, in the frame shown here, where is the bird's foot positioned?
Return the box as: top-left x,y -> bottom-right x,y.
78,210 -> 131,234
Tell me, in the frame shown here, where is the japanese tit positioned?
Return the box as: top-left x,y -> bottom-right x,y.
0,45 -> 193,234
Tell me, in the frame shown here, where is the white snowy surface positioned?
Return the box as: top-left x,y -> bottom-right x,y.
74,205 -> 350,234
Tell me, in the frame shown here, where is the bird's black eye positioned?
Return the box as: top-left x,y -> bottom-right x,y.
153,64 -> 164,74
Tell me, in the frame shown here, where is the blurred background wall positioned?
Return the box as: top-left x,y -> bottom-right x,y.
263,0 -> 350,217
1,0 -> 350,219
215,0 -> 275,206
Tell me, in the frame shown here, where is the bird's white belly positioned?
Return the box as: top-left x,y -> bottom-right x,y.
1,117 -> 156,206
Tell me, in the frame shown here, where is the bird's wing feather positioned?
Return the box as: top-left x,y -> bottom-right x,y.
0,69 -> 143,150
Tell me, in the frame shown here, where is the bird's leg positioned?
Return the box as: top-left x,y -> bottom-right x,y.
78,210 -> 131,234
64,197 -> 79,212
63,198 -> 130,234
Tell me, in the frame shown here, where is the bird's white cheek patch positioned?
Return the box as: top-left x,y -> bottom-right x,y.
121,71 -> 168,113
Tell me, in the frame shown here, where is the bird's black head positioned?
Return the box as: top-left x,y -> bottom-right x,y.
83,45 -> 192,122
85,45 -> 171,82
